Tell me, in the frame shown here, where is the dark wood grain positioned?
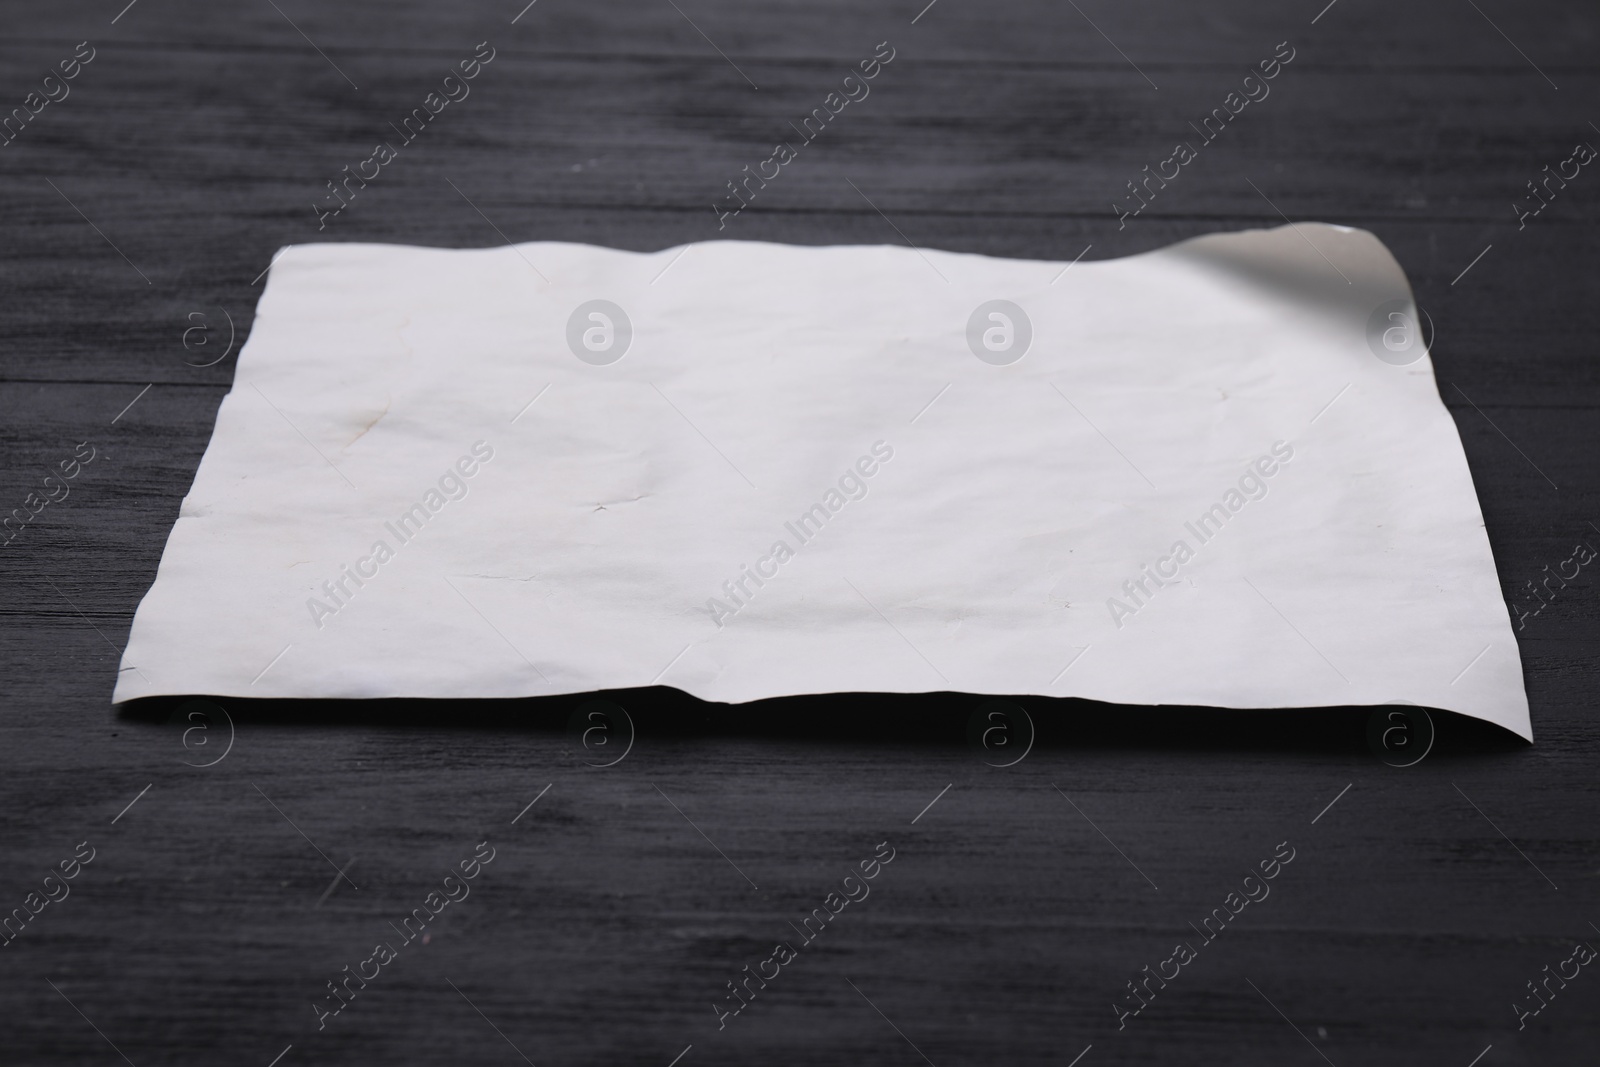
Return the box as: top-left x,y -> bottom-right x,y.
2,2 -> 1597,1065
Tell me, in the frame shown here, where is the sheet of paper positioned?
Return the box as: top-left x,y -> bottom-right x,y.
114,224 -> 1531,739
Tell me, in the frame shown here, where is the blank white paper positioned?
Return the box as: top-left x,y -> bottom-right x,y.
114,224 -> 1531,739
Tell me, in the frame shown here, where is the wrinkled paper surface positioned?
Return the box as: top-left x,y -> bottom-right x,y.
115,224 -> 1531,739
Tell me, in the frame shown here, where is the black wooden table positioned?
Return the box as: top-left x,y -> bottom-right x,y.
2,2 -> 1596,1064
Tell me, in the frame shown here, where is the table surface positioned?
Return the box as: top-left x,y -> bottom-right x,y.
2,2 -> 1596,1065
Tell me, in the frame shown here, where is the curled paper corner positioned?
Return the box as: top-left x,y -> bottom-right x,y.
117,224 -> 1530,742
